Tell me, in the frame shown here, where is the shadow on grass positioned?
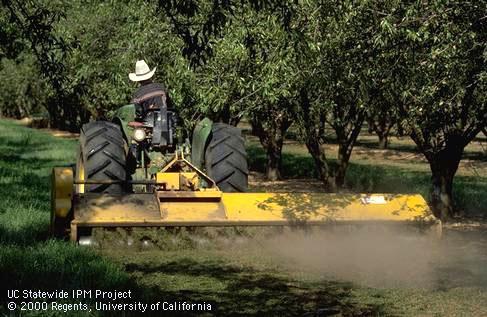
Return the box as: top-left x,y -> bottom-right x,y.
0,241 -> 191,317
0,160 -> 60,244
283,129 -> 421,153
0,240 -> 383,317
122,256 -> 382,316
247,146 -> 317,179
463,151 -> 487,162
354,138 -> 419,153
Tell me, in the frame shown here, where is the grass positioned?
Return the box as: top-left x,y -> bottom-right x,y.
105,249 -> 383,316
0,119 -> 486,316
0,121 -> 133,316
0,120 -> 382,316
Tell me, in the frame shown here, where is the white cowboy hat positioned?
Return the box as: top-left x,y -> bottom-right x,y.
129,60 -> 156,82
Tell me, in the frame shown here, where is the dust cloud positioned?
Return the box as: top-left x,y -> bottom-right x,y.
258,227 -> 487,289
93,225 -> 487,289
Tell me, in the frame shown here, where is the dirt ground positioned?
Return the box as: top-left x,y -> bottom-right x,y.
16,117 -> 80,138
249,172 -> 327,192
277,137 -> 487,178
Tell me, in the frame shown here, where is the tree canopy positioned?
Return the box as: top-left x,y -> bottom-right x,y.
0,0 -> 485,219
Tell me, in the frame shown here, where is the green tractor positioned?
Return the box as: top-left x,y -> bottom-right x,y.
78,104 -> 248,195
51,103 -> 438,243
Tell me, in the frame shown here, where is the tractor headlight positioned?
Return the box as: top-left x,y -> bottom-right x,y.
133,128 -> 146,142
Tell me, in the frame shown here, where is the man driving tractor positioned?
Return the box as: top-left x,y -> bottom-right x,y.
129,60 -> 175,147
129,59 -> 171,118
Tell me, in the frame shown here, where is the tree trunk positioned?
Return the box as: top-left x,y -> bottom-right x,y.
482,128 -> 487,155
397,124 -> 405,137
333,121 -> 363,189
426,139 -> 464,220
335,143 -> 352,188
46,99 -> 61,129
265,140 -> 282,181
306,138 -> 335,191
429,159 -> 460,221
372,117 -> 393,149
367,118 -> 374,134
430,168 -> 455,221
251,111 -> 291,181
378,133 -> 388,149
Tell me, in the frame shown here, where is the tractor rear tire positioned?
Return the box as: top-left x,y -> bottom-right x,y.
205,123 -> 248,192
76,121 -> 128,194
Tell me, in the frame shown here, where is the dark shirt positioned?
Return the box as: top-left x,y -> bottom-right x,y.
131,83 -> 170,118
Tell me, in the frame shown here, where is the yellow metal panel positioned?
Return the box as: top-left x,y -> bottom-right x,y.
73,192 -> 434,225
70,192 -> 438,241
160,201 -> 226,221
74,193 -> 225,224
221,193 -> 433,223
77,155 -> 85,194
156,172 -> 180,190
74,194 -> 161,223
156,172 -> 199,190
157,191 -> 222,200
52,167 -> 73,218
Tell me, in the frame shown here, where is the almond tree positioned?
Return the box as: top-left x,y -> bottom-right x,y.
191,6 -> 300,180
375,0 -> 487,219
296,1 -> 378,190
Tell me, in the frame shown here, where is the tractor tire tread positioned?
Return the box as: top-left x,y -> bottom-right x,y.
78,121 -> 128,194
205,123 -> 248,192
87,141 -> 110,158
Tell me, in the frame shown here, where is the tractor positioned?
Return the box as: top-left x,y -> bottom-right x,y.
51,103 -> 440,243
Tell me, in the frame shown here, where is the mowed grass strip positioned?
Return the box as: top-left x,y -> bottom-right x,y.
0,120 -> 134,316
0,120 -> 383,316
1,119 -> 486,316
0,120 -> 76,243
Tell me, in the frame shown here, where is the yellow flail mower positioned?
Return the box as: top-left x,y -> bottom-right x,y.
51,104 -> 440,243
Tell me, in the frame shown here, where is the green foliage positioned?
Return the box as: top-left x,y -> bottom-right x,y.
52,1 -> 193,128
292,1 -> 382,188
0,0 -> 485,214
155,0 -> 296,67
0,4 -> 25,59
189,6 -> 300,125
374,0 -> 486,149
0,0 -> 195,130
0,54 -> 49,118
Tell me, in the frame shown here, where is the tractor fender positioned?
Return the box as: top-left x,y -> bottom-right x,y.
112,104 -> 136,143
191,118 -> 213,169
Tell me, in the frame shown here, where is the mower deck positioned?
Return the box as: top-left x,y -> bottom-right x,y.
70,192 -> 440,241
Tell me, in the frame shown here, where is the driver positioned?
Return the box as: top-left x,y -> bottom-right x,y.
129,60 -> 170,118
